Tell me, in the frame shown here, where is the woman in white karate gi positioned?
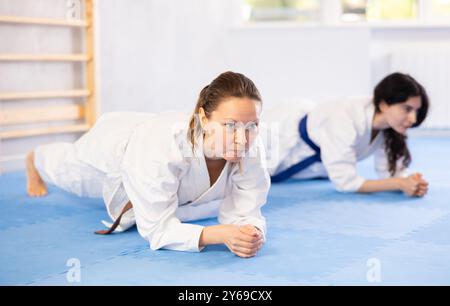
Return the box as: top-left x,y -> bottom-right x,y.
25,71 -> 270,258
262,72 -> 429,197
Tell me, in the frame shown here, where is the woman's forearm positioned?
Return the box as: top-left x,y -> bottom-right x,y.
199,225 -> 227,247
357,178 -> 402,194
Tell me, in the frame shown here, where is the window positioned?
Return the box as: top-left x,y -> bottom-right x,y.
243,0 -> 450,25
341,0 -> 367,22
341,0 -> 418,22
243,0 -> 321,22
432,0 -> 450,18
366,0 -> 417,21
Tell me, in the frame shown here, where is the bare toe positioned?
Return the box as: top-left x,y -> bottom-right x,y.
26,151 -> 48,197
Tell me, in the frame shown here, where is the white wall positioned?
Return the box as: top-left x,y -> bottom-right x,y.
97,0 -> 371,114
370,27 -> 450,87
226,25 -> 371,108
96,0 -> 450,123
97,0 -> 243,114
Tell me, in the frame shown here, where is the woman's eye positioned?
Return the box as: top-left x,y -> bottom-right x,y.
247,123 -> 258,131
224,122 -> 236,130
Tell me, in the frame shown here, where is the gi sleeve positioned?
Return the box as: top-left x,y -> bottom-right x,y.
121,122 -> 205,252
319,114 -> 366,193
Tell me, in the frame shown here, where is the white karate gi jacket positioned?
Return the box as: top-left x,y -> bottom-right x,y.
35,112 -> 270,252
261,97 -> 407,192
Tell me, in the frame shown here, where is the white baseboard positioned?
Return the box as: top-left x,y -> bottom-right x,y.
0,154 -> 26,175
409,129 -> 450,137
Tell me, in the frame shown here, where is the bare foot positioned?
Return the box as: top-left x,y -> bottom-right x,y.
26,151 -> 48,197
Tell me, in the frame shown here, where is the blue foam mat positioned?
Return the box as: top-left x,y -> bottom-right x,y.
1,137 -> 449,285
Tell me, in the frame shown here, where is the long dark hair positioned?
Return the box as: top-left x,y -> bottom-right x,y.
188,71 -> 262,149
373,72 -> 429,176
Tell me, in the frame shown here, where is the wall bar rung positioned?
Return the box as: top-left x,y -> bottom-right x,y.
0,54 -> 91,62
0,15 -> 89,27
0,124 -> 90,139
0,90 -> 90,101
0,104 -> 85,125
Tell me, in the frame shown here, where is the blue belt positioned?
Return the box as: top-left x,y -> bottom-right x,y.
270,115 -> 322,183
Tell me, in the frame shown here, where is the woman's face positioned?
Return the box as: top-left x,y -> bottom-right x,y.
380,96 -> 422,135
200,97 -> 261,162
